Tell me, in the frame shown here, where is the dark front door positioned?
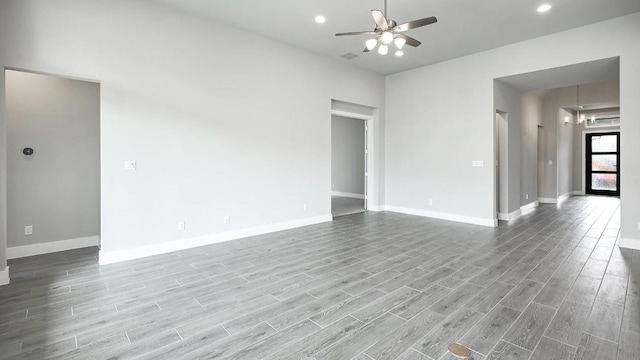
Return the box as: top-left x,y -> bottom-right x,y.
586,132 -> 620,196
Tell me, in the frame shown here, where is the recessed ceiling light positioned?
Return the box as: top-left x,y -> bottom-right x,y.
315,15 -> 326,24
395,51 -> 404,57
537,4 -> 552,13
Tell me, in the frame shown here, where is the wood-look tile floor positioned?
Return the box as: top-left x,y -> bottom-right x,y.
332,196 -> 365,217
1,196 -> 638,360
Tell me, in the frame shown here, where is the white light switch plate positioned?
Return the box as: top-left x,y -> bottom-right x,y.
124,160 -> 136,170
472,160 -> 484,167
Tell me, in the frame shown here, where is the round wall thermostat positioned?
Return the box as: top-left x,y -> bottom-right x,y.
23,148 -> 34,156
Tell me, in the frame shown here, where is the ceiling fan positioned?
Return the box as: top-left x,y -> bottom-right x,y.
336,0 -> 437,56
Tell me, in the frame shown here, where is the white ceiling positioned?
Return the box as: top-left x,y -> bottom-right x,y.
154,0 -> 640,75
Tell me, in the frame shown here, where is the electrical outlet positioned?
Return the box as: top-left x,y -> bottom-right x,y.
638,221 -> 640,231
428,199 -> 433,205
178,221 -> 185,231
526,194 -> 529,200
303,204 -> 307,212
24,225 -> 33,236
124,160 -> 136,170
224,215 -> 230,224
332,184 -> 335,189
548,160 -> 553,165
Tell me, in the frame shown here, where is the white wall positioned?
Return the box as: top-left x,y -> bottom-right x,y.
521,92 -> 543,204
331,116 -> 365,195
6,70 -> 100,248
494,81 -> 522,214
0,70 -> 6,276
557,108 -> 574,198
0,0 -> 385,265
539,91 -> 559,200
492,85 -> 544,217
386,12 -> 640,247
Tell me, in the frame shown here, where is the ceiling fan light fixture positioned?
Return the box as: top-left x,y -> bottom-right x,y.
378,44 -> 389,55
394,37 -> 406,49
366,38 -> 378,51
381,31 -> 394,44
395,50 -> 404,57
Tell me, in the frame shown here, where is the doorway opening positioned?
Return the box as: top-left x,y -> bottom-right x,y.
331,114 -> 368,217
4,69 -> 101,259
585,132 -> 619,196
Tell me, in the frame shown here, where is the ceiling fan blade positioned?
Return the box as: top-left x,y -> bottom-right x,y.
371,10 -> 389,30
364,47 -> 370,53
396,33 -> 422,47
335,31 -> 377,36
393,16 -> 437,32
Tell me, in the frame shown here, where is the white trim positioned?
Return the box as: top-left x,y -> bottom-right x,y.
384,205 -> 497,227
558,192 -> 572,203
573,191 -> 585,195
520,201 -> 539,212
0,267 -> 9,286
330,109 -> 373,121
99,214 -> 332,265
619,237 -> 640,250
7,236 -> 100,259
498,209 -> 521,221
367,205 -> 384,212
331,191 -> 365,199
538,197 -> 558,204
497,201 -> 539,222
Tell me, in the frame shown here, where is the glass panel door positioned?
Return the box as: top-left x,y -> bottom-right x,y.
586,132 -> 619,196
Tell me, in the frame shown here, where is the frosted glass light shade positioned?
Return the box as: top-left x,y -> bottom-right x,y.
381,31 -> 394,44
366,38 -> 378,51
378,44 -> 388,55
394,37 -> 406,49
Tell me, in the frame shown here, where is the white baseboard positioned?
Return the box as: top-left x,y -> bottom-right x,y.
331,191 -> 365,199
573,191 -> 585,196
7,236 -> 100,259
497,201 -> 539,222
0,266 -> 9,286
367,205 -> 384,212
99,214 -> 333,265
520,201 -> 539,213
558,192 -> 572,202
538,197 -> 558,204
619,237 -> 640,250
384,205 -> 496,227
498,209 -> 521,221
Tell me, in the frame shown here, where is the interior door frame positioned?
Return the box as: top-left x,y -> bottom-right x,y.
330,109 -> 374,211
582,129 -> 620,196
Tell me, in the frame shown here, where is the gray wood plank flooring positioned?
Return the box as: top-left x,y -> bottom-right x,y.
1,196 -> 638,359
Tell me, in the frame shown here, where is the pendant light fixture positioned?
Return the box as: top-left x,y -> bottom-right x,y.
564,85 -> 585,126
